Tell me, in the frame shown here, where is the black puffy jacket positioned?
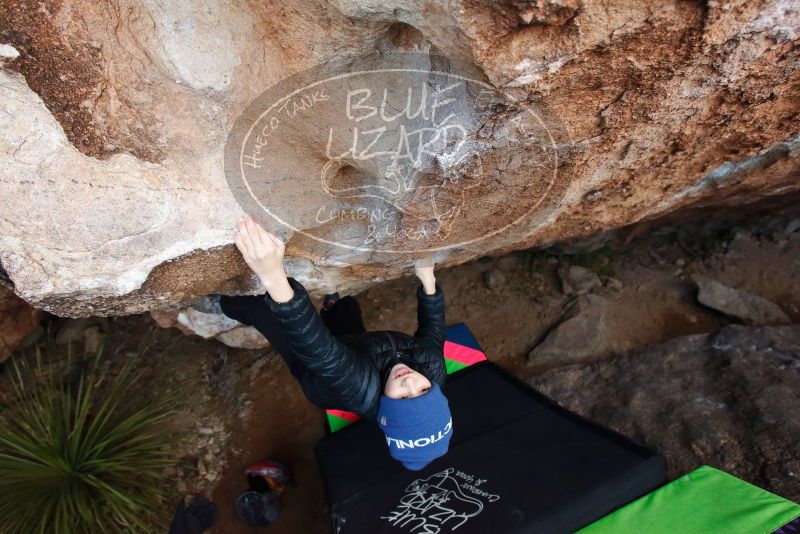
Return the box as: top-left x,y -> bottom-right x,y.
264,277 -> 446,422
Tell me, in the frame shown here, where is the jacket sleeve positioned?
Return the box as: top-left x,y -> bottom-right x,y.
414,281 -> 447,384
264,277 -> 378,415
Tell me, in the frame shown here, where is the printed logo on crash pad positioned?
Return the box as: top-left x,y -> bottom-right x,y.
381,468 -> 500,532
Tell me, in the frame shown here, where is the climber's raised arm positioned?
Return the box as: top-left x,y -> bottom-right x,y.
232,215 -> 378,414
234,215 -> 294,303
413,258 -> 446,384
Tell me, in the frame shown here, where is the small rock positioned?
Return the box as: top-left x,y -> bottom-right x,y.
784,217 -> 800,235
482,269 -> 506,290
675,258 -> 686,267
55,318 -> 92,345
55,317 -> 109,346
731,228 -> 750,241
163,303 -> 267,350
178,308 -> 240,338
558,265 -> 601,295
217,326 -> 269,350
528,294 -> 619,366
693,276 -> 791,325
649,250 -> 667,265
83,326 -> 103,353
150,309 -> 180,329
605,277 -> 623,291
238,400 -> 254,419
197,459 -> 207,477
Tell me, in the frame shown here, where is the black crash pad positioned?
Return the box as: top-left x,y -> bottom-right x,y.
315,362 -> 666,534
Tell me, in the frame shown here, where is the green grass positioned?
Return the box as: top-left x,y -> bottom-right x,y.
0,344 -> 178,533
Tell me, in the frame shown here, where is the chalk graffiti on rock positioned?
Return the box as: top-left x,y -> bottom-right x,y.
224,54 -> 570,256
380,468 -> 500,533
318,81 -> 478,243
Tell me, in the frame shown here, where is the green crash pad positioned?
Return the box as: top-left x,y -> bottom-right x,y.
578,465 -> 800,534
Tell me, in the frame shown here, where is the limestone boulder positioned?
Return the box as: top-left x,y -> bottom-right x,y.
0,0 -> 798,315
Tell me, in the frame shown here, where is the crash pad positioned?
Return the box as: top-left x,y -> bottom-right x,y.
578,465 -> 800,534
315,361 -> 666,533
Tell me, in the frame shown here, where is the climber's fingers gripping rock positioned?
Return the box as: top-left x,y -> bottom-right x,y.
414,257 -> 437,296
234,214 -> 286,283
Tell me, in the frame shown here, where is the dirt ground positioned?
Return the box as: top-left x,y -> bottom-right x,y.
6,224 -> 799,533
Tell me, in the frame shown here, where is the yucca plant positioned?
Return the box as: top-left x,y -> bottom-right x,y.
0,344 -> 178,533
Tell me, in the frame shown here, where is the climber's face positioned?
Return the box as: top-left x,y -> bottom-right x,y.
384,363 -> 432,400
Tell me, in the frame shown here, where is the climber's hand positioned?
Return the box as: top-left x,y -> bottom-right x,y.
414,257 -> 437,295
234,215 -> 293,302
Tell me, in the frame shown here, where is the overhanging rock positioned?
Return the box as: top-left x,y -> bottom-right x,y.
1,0 -> 798,316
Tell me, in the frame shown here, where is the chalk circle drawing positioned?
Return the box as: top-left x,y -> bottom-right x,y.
380,467 -> 501,533
224,54 -> 571,259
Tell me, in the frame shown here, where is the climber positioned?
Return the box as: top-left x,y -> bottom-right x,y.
217,214 -> 452,471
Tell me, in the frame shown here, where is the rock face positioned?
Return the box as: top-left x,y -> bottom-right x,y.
1,1 -> 799,316
530,325 -> 800,501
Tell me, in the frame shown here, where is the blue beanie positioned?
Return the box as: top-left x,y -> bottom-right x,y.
376,383 -> 453,471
